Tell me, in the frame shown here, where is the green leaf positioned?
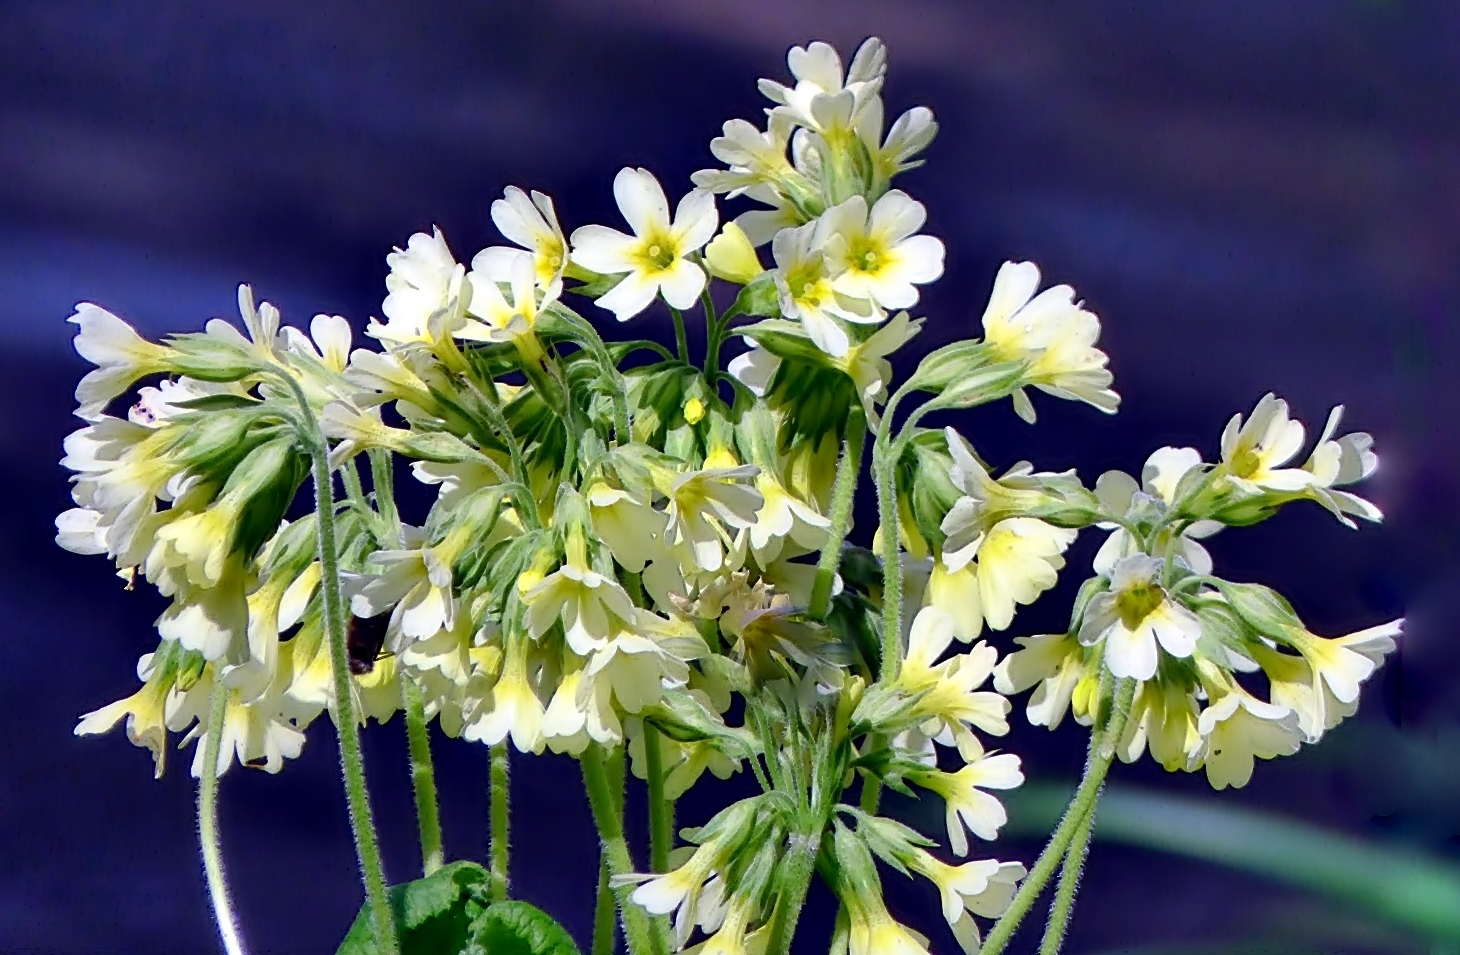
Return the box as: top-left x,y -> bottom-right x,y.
335,860 -> 490,955
465,901 -> 582,955
169,393 -> 262,412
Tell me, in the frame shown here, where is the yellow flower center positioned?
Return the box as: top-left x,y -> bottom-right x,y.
637,233 -> 679,273
1229,445 -> 1261,479
1116,581 -> 1165,630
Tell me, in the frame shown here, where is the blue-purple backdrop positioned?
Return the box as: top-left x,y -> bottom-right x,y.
5,2 -> 1457,953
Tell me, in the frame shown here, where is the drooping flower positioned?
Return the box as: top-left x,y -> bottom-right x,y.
977,261 -> 1117,422
68,304 -> 175,420
1078,555 -> 1201,681
570,167 -> 718,321
908,752 -> 1024,857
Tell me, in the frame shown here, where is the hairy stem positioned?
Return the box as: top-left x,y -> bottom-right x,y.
979,679 -> 1136,955
368,449 -> 402,542
700,285 -> 721,376
872,445 -> 904,681
489,741 -> 511,902
643,724 -> 674,875
197,682 -> 245,955
593,856 -> 618,955
809,411 -> 866,620
402,678 -> 444,876
581,747 -> 666,955
283,373 -> 398,955
763,828 -> 822,955
1039,796 -> 1099,955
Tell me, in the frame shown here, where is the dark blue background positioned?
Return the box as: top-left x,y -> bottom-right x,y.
5,2 -> 1457,952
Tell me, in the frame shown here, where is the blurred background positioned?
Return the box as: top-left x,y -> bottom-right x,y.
4,1 -> 1458,953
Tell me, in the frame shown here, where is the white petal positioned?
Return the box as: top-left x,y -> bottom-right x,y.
614,167 -> 670,237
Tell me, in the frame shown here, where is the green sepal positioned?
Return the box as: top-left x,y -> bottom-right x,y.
1212,579 -> 1304,640
729,271 -> 781,319
168,393 -> 262,412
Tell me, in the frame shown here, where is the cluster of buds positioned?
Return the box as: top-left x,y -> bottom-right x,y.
57,33 -> 1396,955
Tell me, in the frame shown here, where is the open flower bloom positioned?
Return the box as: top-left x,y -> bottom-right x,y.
692,116 -> 797,197
661,464 -> 765,573
474,186 -> 568,286
821,191 -> 944,311
993,632 -> 1089,730
463,636 -> 545,754
909,751 -> 1024,857
857,99 -> 938,183
74,650 -> 179,777
746,470 -> 829,565
1220,393 -> 1316,493
758,37 -> 887,139
1116,677 -> 1203,771
978,260 -> 1117,422
170,666 -> 309,777
941,517 -> 1076,633
1079,555 -> 1201,681
370,228 -> 469,347
570,167 -> 718,321
462,253 -> 559,351
907,851 -> 1025,937
898,608 -> 1011,758
588,484 -> 667,573
772,218 -> 879,357
525,549 -> 637,656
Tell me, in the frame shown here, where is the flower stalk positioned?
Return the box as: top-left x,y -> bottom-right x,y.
197,683 -> 245,955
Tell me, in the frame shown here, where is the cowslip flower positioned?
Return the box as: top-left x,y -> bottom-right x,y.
69,304 -> 175,419
909,752 -> 1024,857
463,636 -> 545,754
935,517 -> 1076,634
841,311 -> 924,427
370,228 -> 469,346
977,260 -> 1118,422
569,167 -> 718,321
473,186 -> 568,286
692,116 -> 797,197
525,547 -> 637,656
1192,673 -> 1303,790
1093,447 -> 1223,576
771,218 -> 879,357
1302,404 -> 1383,525
820,191 -> 944,311
661,464 -> 765,574
1220,393 -> 1316,493
758,38 -> 887,139
462,254 -> 559,357
993,632 -> 1089,730
1079,554 -> 1201,681
1257,619 -> 1401,742
906,851 -> 1025,947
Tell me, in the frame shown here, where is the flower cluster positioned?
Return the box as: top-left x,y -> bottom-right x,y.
56,33 -> 1396,955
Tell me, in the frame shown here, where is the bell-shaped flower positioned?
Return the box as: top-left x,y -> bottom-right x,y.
907,851 -> 1025,938
74,650 -> 180,777
570,167 -> 718,321
993,632 -> 1088,730
908,751 -> 1024,857
525,546 -> 636,656
978,261 -> 1117,422
1257,619 -> 1401,742
351,531 -> 457,648
68,304 -> 176,419
473,186 -> 568,287
1219,393 -> 1316,494
1079,555 -> 1201,681
821,192 -> 944,311
588,483 -> 667,573
746,470 -> 830,565
1192,679 -> 1302,790
1302,404 -> 1382,526
171,665 -> 308,777
703,222 -> 766,285
463,636 -> 545,754
661,464 -> 764,574
772,218 -> 879,357
1116,678 -> 1202,771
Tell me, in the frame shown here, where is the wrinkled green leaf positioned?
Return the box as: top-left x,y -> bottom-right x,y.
335,861 -> 490,955
465,900 -> 582,955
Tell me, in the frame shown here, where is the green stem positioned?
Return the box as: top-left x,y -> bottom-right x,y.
489,741 -> 511,902
282,372 -> 399,955
700,285 -> 721,376
340,457 -> 384,540
979,679 -> 1136,955
872,444 -> 903,682
670,307 -> 690,364
593,856 -> 618,955
809,410 -> 866,620
197,680 -> 245,955
643,723 -> 674,874
764,827 -> 822,955
1039,797 -> 1098,955
368,448 -> 403,542
581,747 -> 666,955
403,678 -> 444,876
